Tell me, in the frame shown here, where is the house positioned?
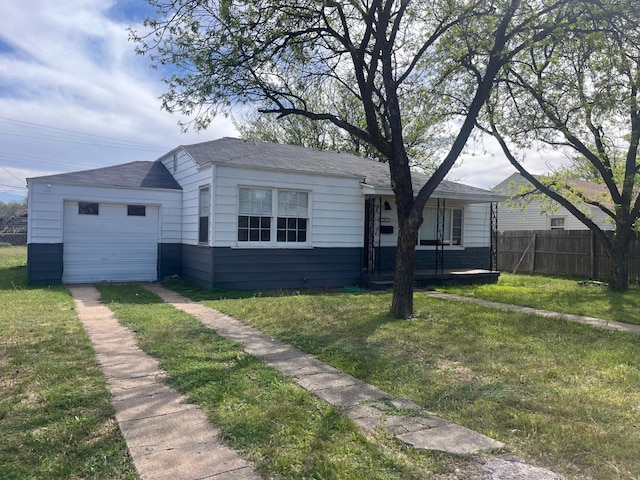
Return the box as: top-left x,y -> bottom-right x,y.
27,137 -> 503,289
493,172 -> 612,232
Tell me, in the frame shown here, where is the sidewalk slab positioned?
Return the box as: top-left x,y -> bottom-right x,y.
398,424 -> 504,455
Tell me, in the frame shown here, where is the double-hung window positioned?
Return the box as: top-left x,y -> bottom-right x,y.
277,190 -> 308,242
238,187 -> 272,242
238,187 -> 309,244
199,186 -> 210,244
417,207 -> 463,246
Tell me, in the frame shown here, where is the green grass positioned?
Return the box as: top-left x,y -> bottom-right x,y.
165,278 -> 640,480
434,273 -> 640,325
0,266 -> 137,480
97,283 -> 477,480
0,245 -> 27,269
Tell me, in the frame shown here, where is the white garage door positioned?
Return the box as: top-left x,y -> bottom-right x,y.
63,201 -> 159,283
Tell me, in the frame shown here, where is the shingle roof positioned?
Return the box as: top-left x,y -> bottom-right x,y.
174,137 -> 502,201
28,161 -> 182,190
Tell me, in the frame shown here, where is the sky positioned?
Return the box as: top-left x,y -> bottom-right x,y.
0,0 -> 559,203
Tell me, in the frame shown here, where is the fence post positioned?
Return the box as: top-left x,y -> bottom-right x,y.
590,230 -> 596,279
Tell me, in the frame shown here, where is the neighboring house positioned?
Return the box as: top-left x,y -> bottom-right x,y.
493,172 -> 612,232
27,137 -> 503,289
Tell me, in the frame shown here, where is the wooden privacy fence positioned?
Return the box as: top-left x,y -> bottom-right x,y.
497,230 -> 640,282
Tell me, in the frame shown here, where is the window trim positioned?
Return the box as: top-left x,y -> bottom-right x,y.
416,206 -> 464,249
236,186 -> 311,247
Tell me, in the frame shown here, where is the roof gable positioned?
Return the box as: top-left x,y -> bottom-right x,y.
29,161 -> 182,190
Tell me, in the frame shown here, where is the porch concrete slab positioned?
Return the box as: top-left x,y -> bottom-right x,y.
69,285 -> 259,480
397,424 -> 504,455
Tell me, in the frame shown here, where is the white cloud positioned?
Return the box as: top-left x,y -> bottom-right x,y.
0,0 -> 567,199
0,0 -> 238,199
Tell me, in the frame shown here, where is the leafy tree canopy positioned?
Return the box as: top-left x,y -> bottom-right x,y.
478,0 -> 640,289
133,0 -> 608,315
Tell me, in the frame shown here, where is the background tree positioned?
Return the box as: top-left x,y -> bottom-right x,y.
0,199 -> 27,233
235,85 -> 448,171
478,1 -> 640,291
134,0 -> 590,317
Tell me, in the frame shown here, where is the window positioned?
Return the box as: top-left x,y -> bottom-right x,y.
550,217 -> 565,230
277,190 -> 308,242
238,188 -> 272,242
417,207 -> 463,246
79,202 -> 99,215
127,205 -> 146,216
199,186 -> 210,243
238,187 -> 309,244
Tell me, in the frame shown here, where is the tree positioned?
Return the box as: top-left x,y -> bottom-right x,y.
479,1 -> 640,291
235,86 -> 447,171
0,199 -> 27,233
133,0 -> 593,317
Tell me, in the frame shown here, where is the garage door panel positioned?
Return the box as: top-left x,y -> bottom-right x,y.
63,201 -> 159,283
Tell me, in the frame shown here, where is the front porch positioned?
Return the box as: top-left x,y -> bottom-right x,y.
361,268 -> 500,290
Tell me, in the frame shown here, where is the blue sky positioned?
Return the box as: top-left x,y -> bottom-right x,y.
0,1 -> 552,203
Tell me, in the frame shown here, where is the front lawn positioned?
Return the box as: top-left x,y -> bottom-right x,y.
435,273 -> 640,325
166,278 -> 640,480
98,284 -> 472,479
0,266 -> 137,479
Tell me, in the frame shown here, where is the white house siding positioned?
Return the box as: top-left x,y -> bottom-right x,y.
497,201 -> 611,232
27,181 -> 182,244
212,165 -> 364,248
160,149 -> 213,245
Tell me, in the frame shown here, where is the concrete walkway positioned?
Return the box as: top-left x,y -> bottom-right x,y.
424,291 -> 640,335
69,285 -> 261,480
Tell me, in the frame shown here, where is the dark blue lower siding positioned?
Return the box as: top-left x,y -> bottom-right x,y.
27,243 -> 182,286
158,243 -> 182,280
181,246 -> 363,290
379,246 -> 492,271
27,243 -> 63,286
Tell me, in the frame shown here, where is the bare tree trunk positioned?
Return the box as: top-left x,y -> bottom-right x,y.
609,233 -> 630,291
391,213 -> 420,318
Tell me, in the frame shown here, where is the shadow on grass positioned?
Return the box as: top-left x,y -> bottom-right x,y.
0,265 -> 28,290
